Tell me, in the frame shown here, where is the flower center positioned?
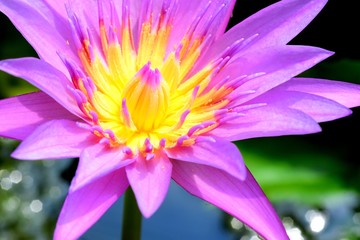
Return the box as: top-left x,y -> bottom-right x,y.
63,0 -> 247,154
122,63 -> 169,132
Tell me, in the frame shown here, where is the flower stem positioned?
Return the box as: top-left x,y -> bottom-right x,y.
122,188 -> 142,240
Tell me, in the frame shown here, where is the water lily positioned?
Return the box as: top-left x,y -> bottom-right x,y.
0,0 -> 359,239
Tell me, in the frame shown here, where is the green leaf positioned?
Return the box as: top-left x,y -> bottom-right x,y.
236,137 -> 357,205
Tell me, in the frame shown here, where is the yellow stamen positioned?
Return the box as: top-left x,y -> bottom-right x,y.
70,6 -> 235,153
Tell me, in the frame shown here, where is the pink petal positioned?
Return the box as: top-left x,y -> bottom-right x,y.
0,92 -> 78,140
211,105 -> 321,141
54,169 -> 128,240
125,151 -> 172,218
43,0 -> 68,19
282,78 -> 360,109
167,0 -> 236,50
172,162 -> 289,240
205,0 -> 327,60
166,139 -> 246,181
250,89 -> 352,122
0,0 -> 78,72
216,45 -> 333,105
64,0 -> 101,49
71,144 -> 134,192
11,119 -> 95,160
0,58 -> 82,117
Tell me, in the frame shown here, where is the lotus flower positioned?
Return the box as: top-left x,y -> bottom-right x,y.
1,0 -> 359,239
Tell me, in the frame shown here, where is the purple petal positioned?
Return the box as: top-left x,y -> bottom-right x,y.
251,88 -> 352,122
216,45 -> 333,105
172,162 -> 289,240
0,92 -> 78,140
166,139 -> 246,181
0,58 -> 82,117
71,144 -> 134,192
0,0 -> 77,72
43,0 -> 68,19
167,0 -> 236,49
11,119 -> 95,160
54,169 -> 128,240
205,0 -> 327,60
282,78 -> 360,109
125,151 -> 172,218
211,105 -> 321,141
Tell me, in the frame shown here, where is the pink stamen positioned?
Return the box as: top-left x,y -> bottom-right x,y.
86,76 -> 97,92
123,146 -> 133,156
185,86 -> 199,107
159,138 -> 166,148
226,90 -> 257,105
192,85 -> 200,99
214,34 -> 259,62
76,122 -> 93,131
199,3 -> 226,37
232,103 -> 267,113
66,5 -> 84,45
203,56 -> 231,90
74,89 -> 87,103
81,76 -> 95,101
97,0 -> 105,24
221,39 -> 245,58
136,62 -> 161,88
91,125 -> 104,135
99,137 -> 110,145
151,11 -> 161,33
144,138 -> 153,152
108,26 -> 119,44
217,112 -> 244,124
142,0 -> 153,25
176,135 -> 189,146
58,53 -> 80,81
187,121 -> 216,136
104,129 -> 117,141
214,75 -> 231,90
185,1 -> 211,40
67,20 -> 83,50
86,42 -> 96,62
145,153 -> 155,161
224,74 -> 249,89
67,87 -> 86,114
215,108 -> 230,118
173,109 -> 190,130
89,110 -> 99,124
174,43 -> 182,60
160,0 -> 177,27
194,136 -> 216,143
121,0 -> 134,50
110,1 -> 119,28
68,87 -> 87,106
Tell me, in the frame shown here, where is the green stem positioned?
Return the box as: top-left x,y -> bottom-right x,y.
121,188 -> 142,240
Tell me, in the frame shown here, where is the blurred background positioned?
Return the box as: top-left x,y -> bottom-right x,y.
0,0 -> 359,239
